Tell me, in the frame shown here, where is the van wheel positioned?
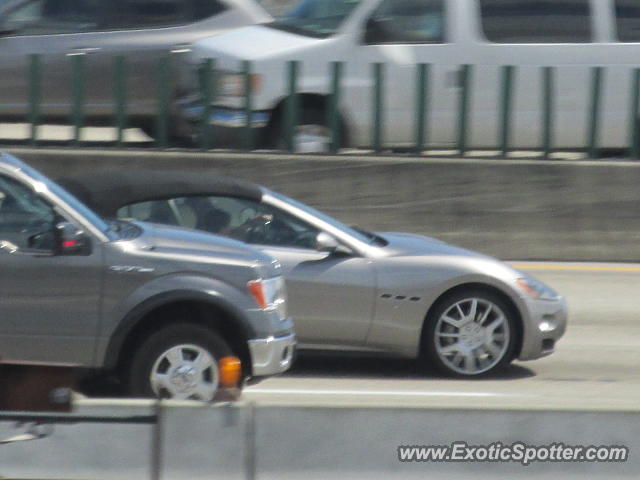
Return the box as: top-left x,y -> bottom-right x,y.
275,107 -> 338,153
126,324 -> 234,401
422,290 -> 517,377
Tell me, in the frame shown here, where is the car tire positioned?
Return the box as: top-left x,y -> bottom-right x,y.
126,323 -> 235,401
422,289 -> 518,377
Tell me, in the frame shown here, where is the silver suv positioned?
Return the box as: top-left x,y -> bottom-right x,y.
0,153 -> 295,400
0,0 -> 270,139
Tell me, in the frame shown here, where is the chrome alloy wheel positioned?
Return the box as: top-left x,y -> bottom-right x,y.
434,298 -> 510,375
150,344 -> 219,401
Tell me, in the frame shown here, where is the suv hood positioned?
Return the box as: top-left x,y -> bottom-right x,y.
192,24 -> 327,62
131,221 -> 278,272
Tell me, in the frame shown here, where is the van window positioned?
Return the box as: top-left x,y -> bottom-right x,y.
616,0 -> 640,42
265,0 -> 362,38
365,0 -> 444,44
108,0 -> 227,29
479,0 -> 592,43
3,0 -> 104,35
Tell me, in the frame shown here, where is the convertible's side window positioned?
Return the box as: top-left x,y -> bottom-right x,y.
0,175 -> 56,251
119,195 -> 321,249
204,196 -> 321,249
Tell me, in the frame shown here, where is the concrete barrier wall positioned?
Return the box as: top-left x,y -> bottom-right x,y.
9,148 -> 640,262
0,401 -> 637,479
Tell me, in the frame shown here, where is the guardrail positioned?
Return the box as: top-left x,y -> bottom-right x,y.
1,400 -> 638,479
7,54 -> 640,158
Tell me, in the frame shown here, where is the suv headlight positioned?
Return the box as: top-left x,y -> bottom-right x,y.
516,275 -> 559,301
219,72 -> 262,97
248,276 -> 287,319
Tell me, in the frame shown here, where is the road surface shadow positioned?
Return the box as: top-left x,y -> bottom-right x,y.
284,352 -> 536,381
77,353 -> 536,398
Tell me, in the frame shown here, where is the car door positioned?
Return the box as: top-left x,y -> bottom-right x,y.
242,201 -> 376,347
122,195 -> 377,347
0,174 -> 103,365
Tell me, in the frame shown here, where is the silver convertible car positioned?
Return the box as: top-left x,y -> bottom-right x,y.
60,170 -> 568,377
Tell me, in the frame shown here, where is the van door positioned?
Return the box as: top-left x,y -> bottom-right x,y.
353,0 -> 459,148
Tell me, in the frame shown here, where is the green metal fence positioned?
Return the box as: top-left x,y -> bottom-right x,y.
11,54 -> 640,159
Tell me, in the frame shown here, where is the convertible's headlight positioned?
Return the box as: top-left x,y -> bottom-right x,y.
219,72 -> 262,97
248,276 -> 287,319
516,276 -> 559,301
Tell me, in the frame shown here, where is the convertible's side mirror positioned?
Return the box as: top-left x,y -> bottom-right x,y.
54,222 -> 91,256
316,232 -> 341,253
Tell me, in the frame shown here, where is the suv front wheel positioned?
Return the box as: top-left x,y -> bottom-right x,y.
127,324 -> 234,401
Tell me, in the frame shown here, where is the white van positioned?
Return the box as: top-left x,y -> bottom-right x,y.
182,0 -> 640,153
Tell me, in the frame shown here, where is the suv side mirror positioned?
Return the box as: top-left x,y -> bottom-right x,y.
54,222 -> 91,256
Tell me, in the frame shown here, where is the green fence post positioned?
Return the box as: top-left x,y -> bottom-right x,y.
284,61 -> 299,152
328,61 -> 343,154
629,69 -> 640,159
199,58 -> 214,151
456,64 -> 471,155
70,54 -> 85,145
28,54 -> 41,145
155,55 -> 170,148
414,63 -> 430,154
542,67 -> 555,159
499,65 -> 515,157
372,63 -> 384,153
243,60 -> 253,151
114,56 -> 127,146
587,67 -> 604,159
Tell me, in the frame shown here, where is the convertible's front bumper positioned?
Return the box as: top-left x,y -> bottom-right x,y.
248,332 -> 296,377
518,296 -> 568,361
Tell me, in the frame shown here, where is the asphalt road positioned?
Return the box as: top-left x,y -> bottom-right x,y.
244,262 -> 640,411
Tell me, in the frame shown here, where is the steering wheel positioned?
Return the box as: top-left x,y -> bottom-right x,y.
243,215 -> 272,244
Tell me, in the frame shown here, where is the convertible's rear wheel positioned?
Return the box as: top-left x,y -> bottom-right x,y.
423,291 -> 517,377
127,324 -> 234,401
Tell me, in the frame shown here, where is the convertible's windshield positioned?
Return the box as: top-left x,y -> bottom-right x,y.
261,0 -> 363,38
269,190 -> 374,245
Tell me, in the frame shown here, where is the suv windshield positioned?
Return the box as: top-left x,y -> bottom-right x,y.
261,0 -> 363,38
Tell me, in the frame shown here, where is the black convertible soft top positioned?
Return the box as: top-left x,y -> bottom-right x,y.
56,170 -> 264,218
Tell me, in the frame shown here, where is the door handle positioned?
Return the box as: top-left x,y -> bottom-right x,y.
67,47 -> 101,56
